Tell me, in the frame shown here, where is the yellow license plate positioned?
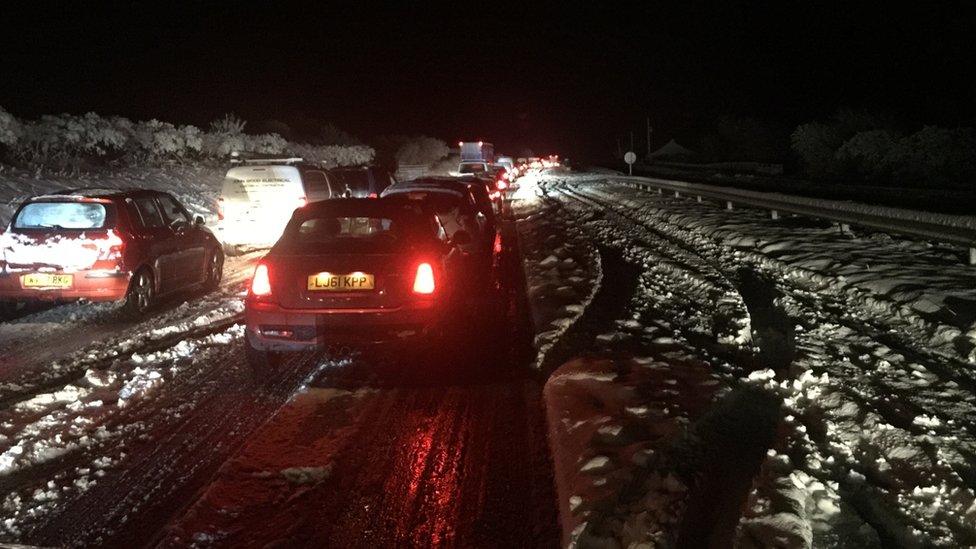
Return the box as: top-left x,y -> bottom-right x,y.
21,273 -> 73,289
307,272 -> 375,291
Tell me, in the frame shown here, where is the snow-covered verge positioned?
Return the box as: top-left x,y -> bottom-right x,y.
510,174 -> 602,370
0,322 -> 245,537
597,180 -> 976,373
532,172 -> 976,547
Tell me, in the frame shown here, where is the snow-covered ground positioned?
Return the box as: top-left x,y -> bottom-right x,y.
519,171 -> 976,547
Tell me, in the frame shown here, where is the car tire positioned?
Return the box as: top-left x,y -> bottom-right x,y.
120,268 -> 155,319
245,338 -> 280,382
203,248 -> 224,292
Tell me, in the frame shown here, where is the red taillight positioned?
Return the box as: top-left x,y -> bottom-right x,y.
251,263 -> 272,296
496,180 -> 508,191
412,262 -> 435,294
367,192 -> 378,199
217,197 -> 225,221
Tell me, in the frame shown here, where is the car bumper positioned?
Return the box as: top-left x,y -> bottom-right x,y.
245,299 -> 440,352
0,270 -> 131,302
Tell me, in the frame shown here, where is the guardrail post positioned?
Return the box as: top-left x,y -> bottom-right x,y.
696,196 -> 702,203
839,223 -> 851,234
770,210 -> 779,220
726,201 -> 734,211
675,191 -> 681,198
970,247 -> 976,266
658,188 -> 663,195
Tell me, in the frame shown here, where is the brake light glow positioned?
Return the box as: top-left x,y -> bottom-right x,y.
496,180 -> 508,191
412,262 -> 435,294
217,197 -> 225,221
251,263 -> 272,296
297,197 -> 308,209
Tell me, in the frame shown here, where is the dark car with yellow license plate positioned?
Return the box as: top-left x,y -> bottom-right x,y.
243,198 -> 473,371
0,189 -> 223,317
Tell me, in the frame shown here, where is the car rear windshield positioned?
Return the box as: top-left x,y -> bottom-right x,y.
388,191 -> 468,213
281,211 -> 435,252
14,202 -> 109,229
332,170 -> 370,191
295,217 -> 396,243
459,164 -> 486,174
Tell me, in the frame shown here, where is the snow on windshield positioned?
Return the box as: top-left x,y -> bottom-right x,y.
14,202 -> 107,229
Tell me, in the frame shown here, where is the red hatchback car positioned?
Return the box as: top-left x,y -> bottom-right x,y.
244,198 -> 472,369
0,189 -> 223,316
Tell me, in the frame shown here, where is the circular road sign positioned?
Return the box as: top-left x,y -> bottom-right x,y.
624,151 -> 637,165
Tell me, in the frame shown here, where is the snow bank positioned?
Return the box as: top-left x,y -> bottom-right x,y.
538,173 -> 976,546
511,173 -> 602,370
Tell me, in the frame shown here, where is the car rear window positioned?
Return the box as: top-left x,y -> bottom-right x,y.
459,164 -> 487,174
293,217 -> 396,243
14,202 -> 109,229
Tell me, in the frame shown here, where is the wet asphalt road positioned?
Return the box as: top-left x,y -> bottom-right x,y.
3,217 -> 560,548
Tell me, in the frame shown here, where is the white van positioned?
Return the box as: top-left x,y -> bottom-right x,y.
215,160 -> 342,254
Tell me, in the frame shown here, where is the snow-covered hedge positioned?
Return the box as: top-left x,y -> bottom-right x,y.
286,142 -> 375,167
0,106 -> 23,148
0,107 -> 374,168
394,136 -> 449,166
792,111 -> 976,187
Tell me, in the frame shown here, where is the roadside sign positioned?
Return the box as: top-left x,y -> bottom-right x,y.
624,151 -> 636,175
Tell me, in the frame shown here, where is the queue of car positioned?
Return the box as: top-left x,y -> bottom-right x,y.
0,147 -> 523,377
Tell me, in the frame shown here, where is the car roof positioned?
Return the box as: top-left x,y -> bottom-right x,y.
29,188 -> 164,201
297,197 -> 429,218
384,177 -> 469,192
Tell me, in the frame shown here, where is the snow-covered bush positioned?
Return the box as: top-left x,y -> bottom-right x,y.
208,113 -> 246,135
0,106 -> 23,149
16,112 -> 130,162
243,133 -> 287,154
791,122 -> 843,177
834,129 -> 900,179
132,120 -> 204,158
287,142 -> 375,166
395,136 -> 449,166
792,110 -> 890,179
0,108 -> 373,168
882,126 -> 976,187
202,130 -> 245,158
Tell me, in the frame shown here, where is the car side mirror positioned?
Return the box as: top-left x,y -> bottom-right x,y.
451,230 -> 472,247
195,215 -> 205,226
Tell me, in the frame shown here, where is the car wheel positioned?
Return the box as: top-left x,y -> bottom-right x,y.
245,338 -> 280,383
203,249 -> 224,291
121,268 -> 155,319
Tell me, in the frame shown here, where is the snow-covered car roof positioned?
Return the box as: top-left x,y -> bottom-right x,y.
381,178 -> 469,197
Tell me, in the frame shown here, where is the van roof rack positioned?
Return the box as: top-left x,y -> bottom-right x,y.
229,151 -> 304,165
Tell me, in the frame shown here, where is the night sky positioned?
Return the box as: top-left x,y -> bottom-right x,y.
2,2 -> 974,161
